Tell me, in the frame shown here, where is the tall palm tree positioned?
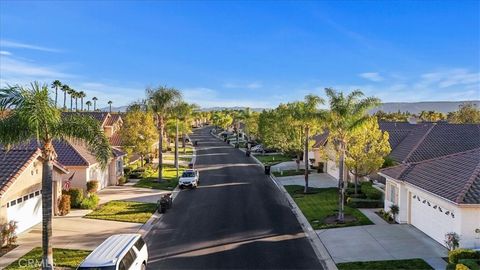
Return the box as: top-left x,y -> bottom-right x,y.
51,80 -> 62,108
86,100 -> 92,111
146,86 -> 182,182
61,84 -> 69,110
108,100 -> 113,113
68,88 -> 75,111
92,97 -> 98,111
78,91 -> 86,111
325,88 -> 380,223
73,91 -> 79,111
0,82 -> 111,270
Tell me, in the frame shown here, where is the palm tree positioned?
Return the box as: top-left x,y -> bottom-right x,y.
108,100 -> 113,113
68,88 -> 75,111
61,84 -> 69,110
78,91 -> 86,111
146,86 -> 182,182
0,82 -> 111,270
92,97 -> 98,111
51,80 -> 62,108
73,91 -> 79,111
325,88 -> 380,223
86,100 -> 92,111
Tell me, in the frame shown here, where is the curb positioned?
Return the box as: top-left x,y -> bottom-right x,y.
139,140 -> 197,238
269,174 -> 338,270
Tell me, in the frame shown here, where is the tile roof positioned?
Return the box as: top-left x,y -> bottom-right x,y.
53,140 -> 91,166
104,113 -> 122,127
112,147 -> 126,158
381,148 -> 480,204
312,131 -> 329,148
378,122 -> 417,150
109,132 -> 122,147
62,112 -> 110,126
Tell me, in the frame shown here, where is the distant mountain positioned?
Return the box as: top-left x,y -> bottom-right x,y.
370,101 -> 479,114
199,107 -> 266,112
100,106 -> 129,112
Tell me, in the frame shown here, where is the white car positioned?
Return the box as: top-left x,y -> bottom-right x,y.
77,234 -> 148,270
179,169 -> 199,189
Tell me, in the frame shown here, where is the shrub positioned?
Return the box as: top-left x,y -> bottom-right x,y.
361,182 -> 383,200
346,198 -> 384,208
80,193 -> 100,210
347,193 -> 367,199
446,232 -> 461,251
58,194 -> 71,216
63,188 -> 84,208
455,264 -> 469,270
459,259 -> 480,270
449,249 -> 480,264
124,167 -> 132,176
1,221 -> 18,247
86,180 -> 99,193
118,176 -> 127,186
390,204 -> 399,220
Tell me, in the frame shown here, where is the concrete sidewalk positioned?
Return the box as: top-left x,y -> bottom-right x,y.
0,184 -> 165,269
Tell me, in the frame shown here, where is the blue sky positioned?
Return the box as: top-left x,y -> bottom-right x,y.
0,1 -> 479,108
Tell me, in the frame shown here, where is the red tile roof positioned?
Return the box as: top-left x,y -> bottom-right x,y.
381,148 -> 480,204
104,113 -> 122,127
109,132 -> 122,147
312,131 -> 329,148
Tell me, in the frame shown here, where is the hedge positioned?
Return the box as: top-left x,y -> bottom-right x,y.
63,188 -> 84,208
86,180 -> 99,193
361,182 -> 383,200
346,197 -> 384,208
80,193 -> 100,210
449,249 -> 480,264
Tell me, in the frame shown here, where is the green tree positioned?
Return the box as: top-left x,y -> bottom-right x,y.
121,106 -> 157,166
146,86 -> 182,182
325,88 -> 380,222
0,82 -> 111,269
448,103 -> 480,124
78,91 -> 86,111
345,117 -> 391,194
67,88 -> 75,111
418,110 -> 445,122
92,96 -> 98,111
61,84 -> 69,110
85,100 -> 92,111
51,80 -> 62,108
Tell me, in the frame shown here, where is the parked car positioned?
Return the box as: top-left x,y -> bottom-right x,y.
251,144 -> 263,152
77,234 -> 148,270
179,169 -> 200,189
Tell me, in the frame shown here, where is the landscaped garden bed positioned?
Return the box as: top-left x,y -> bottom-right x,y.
5,247 -> 91,270
336,258 -> 433,270
0,245 -> 18,257
84,200 -> 157,223
285,185 -> 373,229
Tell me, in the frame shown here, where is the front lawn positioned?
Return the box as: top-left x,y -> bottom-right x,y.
272,169 -> 310,177
84,200 -> 157,223
285,185 -> 373,229
337,259 -> 433,270
254,154 -> 292,166
5,247 -> 91,270
134,164 -> 185,190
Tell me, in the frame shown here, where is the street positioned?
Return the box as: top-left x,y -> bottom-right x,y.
146,127 -> 323,269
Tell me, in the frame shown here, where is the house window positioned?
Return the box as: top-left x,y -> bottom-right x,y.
389,184 -> 397,204
23,195 -> 29,201
29,193 -> 34,198
17,198 -> 22,204
35,191 -> 40,196
10,200 -> 16,206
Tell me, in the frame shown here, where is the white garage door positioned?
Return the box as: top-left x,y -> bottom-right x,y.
7,190 -> 42,234
410,192 -> 455,245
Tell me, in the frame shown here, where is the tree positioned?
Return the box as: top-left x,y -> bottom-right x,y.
325,88 -> 380,223
418,110 -> 445,122
92,97 -> 98,111
0,82 -> 111,270
121,106 -> 157,167
86,100 -> 92,111
73,91 -> 79,111
51,80 -> 62,108
345,117 -> 391,194
448,103 -> 480,124
146,86 -> 182,182
61,84 -> 69,110
108,100 -> 113,113
67,88 -> 75,111
212,111 -> 233,130
78,91 -> 86,111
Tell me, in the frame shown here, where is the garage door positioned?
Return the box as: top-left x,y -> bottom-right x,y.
410,192 -> 455,246
7,190 -> 42,234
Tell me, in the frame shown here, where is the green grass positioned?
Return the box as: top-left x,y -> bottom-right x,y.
254,154 -> 292,166
134,164 -> 185,190
285,185 -> 373,229
272,169 -> 311,177
337,259 -> 433,270
5,247 -> 91,270
164,155 -> 192,162
84,200 -> 157,223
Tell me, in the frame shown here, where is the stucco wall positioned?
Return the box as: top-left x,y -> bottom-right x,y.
63,167 -> 88,191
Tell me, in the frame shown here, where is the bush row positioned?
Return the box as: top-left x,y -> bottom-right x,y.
62,188 -> 99,210
346,197 -> 384,208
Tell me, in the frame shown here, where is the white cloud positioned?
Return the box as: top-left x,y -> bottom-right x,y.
359,72 -> 384,82
0,39 -> 60,53
223,81 -> 263,89
0,51 -> 11,56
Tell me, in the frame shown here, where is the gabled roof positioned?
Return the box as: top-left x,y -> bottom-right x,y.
62,112 -> 110,127
112,147 -> 126,158
104,113 -> 122,127
381,148 -> 480,204
0,144 -> 68,197
109,132 -> 122,147
312,131 -> 329,148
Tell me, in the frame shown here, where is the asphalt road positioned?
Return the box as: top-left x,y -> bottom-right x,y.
146,127 -> 322,269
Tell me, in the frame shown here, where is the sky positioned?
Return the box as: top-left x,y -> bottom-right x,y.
0,1 -> 479,109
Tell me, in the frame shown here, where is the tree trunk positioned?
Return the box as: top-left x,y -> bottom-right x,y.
63,91 -> 66,109
157,116 -> 164,182
70,96 -> 73,111
75,99 -> 78,111
175,120 -> 179,178
296,154 -> 300,172
304,126 -> 309,193
354,169 -> 358,195
81,98 -> 83,111
41,144 -> 54,270
54,89 -> 58,108
140,154 -> 144,167
337,143 -> 346,223
182,133 -> 186,154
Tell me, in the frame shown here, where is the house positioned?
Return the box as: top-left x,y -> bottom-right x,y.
380,148 -> 480,249
0,144 -> 68,234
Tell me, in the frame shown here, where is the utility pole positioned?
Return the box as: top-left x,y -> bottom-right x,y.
175,119 -> 179,178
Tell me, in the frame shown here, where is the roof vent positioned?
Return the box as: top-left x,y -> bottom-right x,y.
407,116 -> 418,124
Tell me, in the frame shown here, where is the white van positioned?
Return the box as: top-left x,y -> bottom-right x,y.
77,234 -> 148,270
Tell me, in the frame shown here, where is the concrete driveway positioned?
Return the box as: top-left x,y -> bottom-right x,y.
276,173 -> 338,188
317,224 -> 448,269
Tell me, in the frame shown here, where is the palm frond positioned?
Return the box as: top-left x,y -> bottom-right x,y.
0,112 -> 36,148
0,85 -> 24,109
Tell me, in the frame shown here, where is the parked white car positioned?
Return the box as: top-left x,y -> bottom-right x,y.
179,169 -> 199,189
77,234 -> 148,270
